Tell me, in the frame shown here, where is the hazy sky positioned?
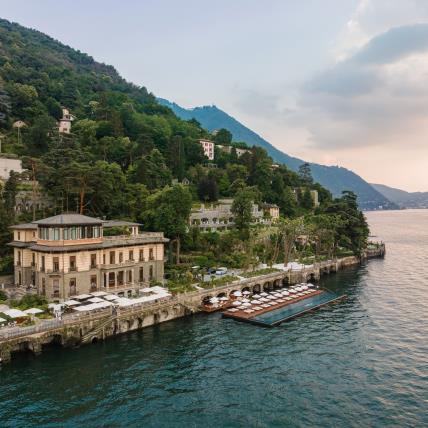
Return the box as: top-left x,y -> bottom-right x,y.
2,0 -> 428,191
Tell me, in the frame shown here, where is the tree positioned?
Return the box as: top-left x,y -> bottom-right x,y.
145,185 -> 192,264
298,162 -> 313,186
197,177 -> 219,202
277,217 -> 306,266
213,128 -> 232,145
3,171 -> 18,216
132,149 -> 172,190
300,188 -> 314,210
231,187 -> 254,238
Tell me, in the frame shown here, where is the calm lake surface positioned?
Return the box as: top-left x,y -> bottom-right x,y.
1,210 -> 427,427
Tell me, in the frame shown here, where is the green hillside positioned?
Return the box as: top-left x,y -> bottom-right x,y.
158,99 -> 398,210
0,18 -> 369,271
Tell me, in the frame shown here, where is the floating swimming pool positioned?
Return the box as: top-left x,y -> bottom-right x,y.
248,291 -> 345,327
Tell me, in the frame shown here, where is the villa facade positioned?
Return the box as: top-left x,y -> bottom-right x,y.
8,214 -> 168,301
189,199 -> 276,232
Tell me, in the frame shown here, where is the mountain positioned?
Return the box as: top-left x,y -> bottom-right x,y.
158,99 -> 397,210
372,183 -> 428,208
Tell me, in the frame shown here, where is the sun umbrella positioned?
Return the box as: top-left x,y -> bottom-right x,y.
241,298 -> 250,303
210,297 -> 219,303
252,294 -> 261,299
242,291 -> 251,295
251,300 -> 261,305
281,291 -> 290,296
219,296 -> 229,301
233,291 -> 242,297
260,292 -> 268,296
232,301 -> 242,306
24,308 -> 44,315
242,302 -> 252,307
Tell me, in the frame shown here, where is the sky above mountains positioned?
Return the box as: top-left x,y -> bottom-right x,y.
2,0 -> 428,191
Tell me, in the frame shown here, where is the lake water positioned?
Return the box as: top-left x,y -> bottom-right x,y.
0,210 -> 427,427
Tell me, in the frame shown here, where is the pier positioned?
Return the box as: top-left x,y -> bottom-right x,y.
0,248 -> 384,364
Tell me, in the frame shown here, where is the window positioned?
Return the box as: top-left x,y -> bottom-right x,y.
149,265 -> 154,280
139,267 -> 144,282
109,251 -> 115,264
90,275 -> 97,291
71,227 -> 77,240
17,250 -> 21,266
53,279 -> 60,297
69,278 -> 76,296
41,278 -> 46,296
118,271 -> 124,286
127,270 -> 132,283
63,228 -> 69,240
149,248 -> 154,261
53,257 -> 59,273
119,252 -> 123,263
139,250 -> 144,261
41,256 -> 45,272
32,253 -> 35,267
18,271 -> 22,285
103,254 -> 106,265
91,254 -> 97,268
70,256 -> 76,271
108,272 -> 115,286
53,228 -> 60,240
129,250 -> 134,261
17,231 -> 21,240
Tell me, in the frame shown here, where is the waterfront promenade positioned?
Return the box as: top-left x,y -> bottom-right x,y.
0,248 -> 384,363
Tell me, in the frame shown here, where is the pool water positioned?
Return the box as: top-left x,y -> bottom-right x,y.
251,290 -> 343,326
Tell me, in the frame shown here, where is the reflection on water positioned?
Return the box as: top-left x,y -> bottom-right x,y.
0,210 -> 427,427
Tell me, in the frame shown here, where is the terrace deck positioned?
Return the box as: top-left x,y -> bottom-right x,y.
222,289 -> 346,327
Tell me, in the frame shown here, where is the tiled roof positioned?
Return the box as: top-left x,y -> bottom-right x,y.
33,214 -> 103,226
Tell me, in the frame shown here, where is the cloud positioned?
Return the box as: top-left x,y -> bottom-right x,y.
294,22 -> 428,151
352,23 -> 428,64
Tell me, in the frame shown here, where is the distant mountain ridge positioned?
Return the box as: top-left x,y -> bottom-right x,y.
158,98 -> 397,210
372,183 -> 428,208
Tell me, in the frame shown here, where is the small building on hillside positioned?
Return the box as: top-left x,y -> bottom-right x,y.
263,203 -> 280,220
0,155 -> 23,181
15,187 -> 54,214
8,214 -> 168,301
199,139 -> 215,160
217,145 -> 251,157
189,199 -> 271,232
58,108 -> 75,134
310,190 -> 320,207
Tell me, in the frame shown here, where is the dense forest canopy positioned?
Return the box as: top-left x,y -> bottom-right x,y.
0,18 -> 369,273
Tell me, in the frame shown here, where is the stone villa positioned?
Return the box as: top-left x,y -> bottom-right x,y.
189,199 -> 278,232
8,214 -> 168,301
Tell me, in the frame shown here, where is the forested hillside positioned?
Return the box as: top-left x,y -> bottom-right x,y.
0,18 -> 369,273
158,99 -> 398,210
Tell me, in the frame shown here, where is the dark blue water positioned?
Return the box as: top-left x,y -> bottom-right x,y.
252,291 -> 341,325
0,210 -> 427,427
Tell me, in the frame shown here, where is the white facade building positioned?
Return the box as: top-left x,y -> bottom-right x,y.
0,157 -> 23,180
199,139 -> 215,160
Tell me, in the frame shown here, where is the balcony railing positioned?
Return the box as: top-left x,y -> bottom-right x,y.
103,232 -> 164,241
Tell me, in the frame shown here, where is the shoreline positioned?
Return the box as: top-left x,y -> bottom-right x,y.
0,246 -> 384,364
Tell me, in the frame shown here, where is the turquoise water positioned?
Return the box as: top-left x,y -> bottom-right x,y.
0,210 -> 427,427
252,290 -> 342,325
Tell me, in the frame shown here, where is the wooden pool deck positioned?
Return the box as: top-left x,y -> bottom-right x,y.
222,289 -> 346,326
